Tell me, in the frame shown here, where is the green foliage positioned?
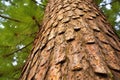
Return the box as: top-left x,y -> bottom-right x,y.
95,0 -> 103,5
0,0 -> 46,79
0,0 -> 120,80
99,0 -> 120,37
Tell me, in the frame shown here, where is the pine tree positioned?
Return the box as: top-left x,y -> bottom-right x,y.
19,0 -> 120,80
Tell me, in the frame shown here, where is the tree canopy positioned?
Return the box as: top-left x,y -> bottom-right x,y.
0,0 -> 120,80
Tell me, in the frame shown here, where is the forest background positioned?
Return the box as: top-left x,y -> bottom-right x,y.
0,0 -> 120,80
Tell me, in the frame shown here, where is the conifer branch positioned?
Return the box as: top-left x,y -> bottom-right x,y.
32,16 -> 42,28
0,14 -> 21,22
3,41 -> 33,57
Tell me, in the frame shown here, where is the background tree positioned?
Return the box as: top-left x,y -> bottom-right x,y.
0,0 -> 120,80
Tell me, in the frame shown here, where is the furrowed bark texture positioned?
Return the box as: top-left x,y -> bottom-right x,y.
20,0 -> 120,80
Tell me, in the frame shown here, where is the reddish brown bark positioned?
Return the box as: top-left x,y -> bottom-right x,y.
20,0 -> 120,80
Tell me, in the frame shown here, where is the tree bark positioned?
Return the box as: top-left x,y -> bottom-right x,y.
19,0 -> 120,80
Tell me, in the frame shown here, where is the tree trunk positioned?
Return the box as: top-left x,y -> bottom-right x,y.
19,0 -> 120,80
